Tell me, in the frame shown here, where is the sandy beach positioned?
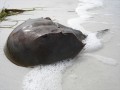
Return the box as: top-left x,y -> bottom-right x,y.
0,0 -> 120,90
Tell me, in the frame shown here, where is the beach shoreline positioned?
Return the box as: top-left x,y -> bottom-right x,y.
63,0 -> 120,90
0,0 -> 120,90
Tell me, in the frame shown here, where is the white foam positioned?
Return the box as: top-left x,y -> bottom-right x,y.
83,33 -> 103,52
68,0 -> 117,66
67,0 -> 105,53
23,60 -> 73,90
68,0 -> 103,35
68,17 -> 90,34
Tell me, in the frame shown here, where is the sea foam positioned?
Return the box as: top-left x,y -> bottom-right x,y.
23,60 -> 73,90
68,0 -> 103,34
23,0 -> 117,90
68,0 -> 103,52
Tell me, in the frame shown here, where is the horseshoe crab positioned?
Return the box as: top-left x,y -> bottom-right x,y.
4,17 -> 108,67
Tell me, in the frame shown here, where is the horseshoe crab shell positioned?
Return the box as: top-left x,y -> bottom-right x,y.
4,17 -> 86,67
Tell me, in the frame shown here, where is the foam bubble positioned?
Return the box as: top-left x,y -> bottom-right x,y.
23,60 -> 73,90
83,33 -> 103,52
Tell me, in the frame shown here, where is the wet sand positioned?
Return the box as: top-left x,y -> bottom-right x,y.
0,0 -> 120,90
63,0 -> 120,90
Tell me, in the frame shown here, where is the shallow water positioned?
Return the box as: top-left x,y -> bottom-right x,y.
0,0 -> 120,90
23,0 -> 118,90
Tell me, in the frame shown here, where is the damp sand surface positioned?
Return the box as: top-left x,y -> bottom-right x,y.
0,0 -> 120,90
